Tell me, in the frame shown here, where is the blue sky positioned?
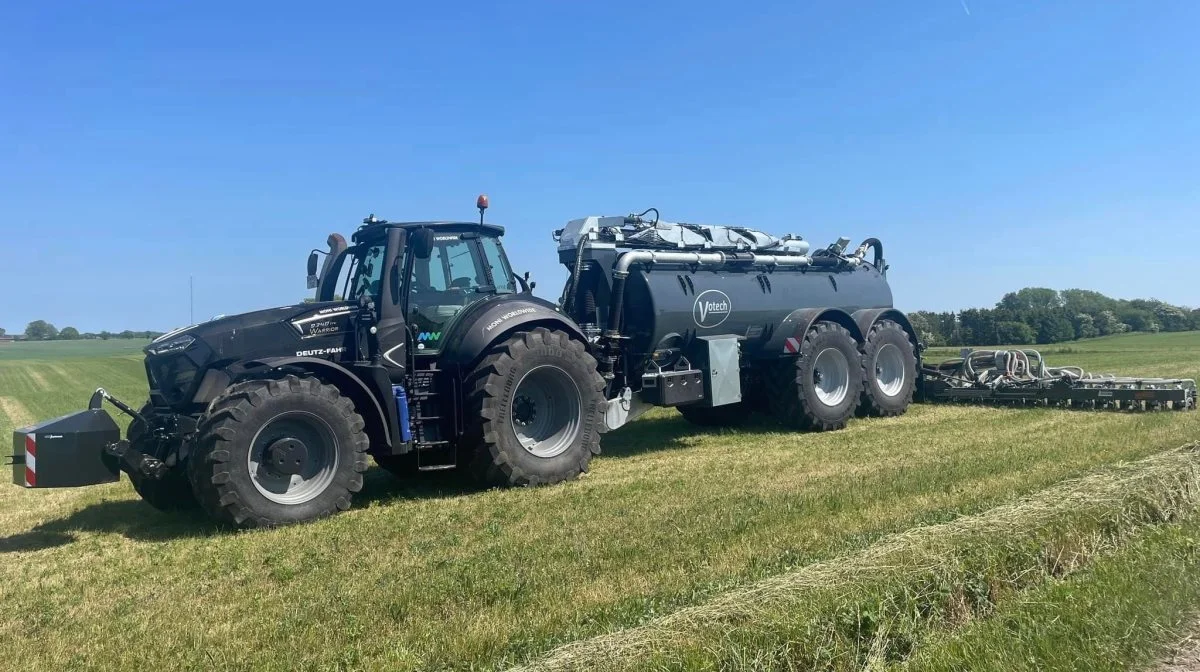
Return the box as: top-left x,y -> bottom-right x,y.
2,1 -> 1198,333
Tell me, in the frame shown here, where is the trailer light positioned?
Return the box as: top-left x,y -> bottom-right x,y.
147,334 -> 195,356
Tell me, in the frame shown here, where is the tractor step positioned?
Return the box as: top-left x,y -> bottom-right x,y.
415,440 -> 455,471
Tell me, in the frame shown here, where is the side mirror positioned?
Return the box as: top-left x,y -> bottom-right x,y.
306,251 -> 320,289
411,228 -> 434,260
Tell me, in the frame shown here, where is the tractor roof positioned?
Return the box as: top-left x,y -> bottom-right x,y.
352,220 -> 505,243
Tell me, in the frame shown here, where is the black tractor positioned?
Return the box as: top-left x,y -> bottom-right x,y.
14,198 -> 605,527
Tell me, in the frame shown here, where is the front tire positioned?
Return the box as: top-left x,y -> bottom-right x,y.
127,404 -> 197,511
187,375 -> 370,528
464,328 -> 606,487
767,321 -> 862,431
858,319 -> 917,417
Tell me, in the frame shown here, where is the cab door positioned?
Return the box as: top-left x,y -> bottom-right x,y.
376,226 -> 409,381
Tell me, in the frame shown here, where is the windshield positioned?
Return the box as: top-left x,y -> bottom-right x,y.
408,234 -> 505,350
342,242 -> 386,303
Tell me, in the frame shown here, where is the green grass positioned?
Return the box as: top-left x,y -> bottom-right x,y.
0,332 -> 1198,670
899,517 -> 1200,672
519,446 -> 1200,671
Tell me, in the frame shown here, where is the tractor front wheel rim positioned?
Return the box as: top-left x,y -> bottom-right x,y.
247,411 -> 339,505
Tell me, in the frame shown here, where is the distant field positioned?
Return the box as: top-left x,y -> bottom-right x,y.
0,338 -> 150,361
0,332 -> 1197,670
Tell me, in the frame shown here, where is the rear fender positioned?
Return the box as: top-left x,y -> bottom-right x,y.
237,357 -> 395,449
766,307 -> 864,355
439,297 -> 587,370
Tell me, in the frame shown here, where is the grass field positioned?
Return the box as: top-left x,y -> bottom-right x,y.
1,332 -> 1198,670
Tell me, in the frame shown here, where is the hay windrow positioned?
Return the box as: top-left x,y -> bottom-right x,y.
515,444 -> 1200,671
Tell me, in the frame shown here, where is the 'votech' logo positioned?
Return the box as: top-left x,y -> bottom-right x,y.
693,290 -> 732,328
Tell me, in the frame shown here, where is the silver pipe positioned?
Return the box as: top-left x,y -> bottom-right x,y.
612,249 -> 812,274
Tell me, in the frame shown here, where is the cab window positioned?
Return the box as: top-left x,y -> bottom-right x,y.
481,237 -> 514,293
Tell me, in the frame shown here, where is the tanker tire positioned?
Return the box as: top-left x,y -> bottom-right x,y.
767,321 -> 862,431
858,319 -> 917,417
187,375 -> 369,528
464,327 -> 606,487
127,404 -> 198,511
678,403 -> 749,427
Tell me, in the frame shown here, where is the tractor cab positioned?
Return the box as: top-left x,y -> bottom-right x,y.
310,214 -> 520,365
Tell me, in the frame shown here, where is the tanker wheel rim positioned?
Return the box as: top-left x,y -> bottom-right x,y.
510,364 -> 582,458
811,347 -> 851,407
873,343 -> 907,398
247,411 -> 339,505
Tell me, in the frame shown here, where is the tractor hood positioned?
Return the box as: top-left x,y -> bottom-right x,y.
144,302 -> 359,407
147,302 -> 357,359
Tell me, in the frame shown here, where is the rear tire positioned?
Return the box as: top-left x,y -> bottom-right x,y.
187,375 -> 370,528
127,404 -> 197,511
858,319 -> 917,417
767,321 -> 862,431
464,328 -> 606,487
678,403 -> 749,427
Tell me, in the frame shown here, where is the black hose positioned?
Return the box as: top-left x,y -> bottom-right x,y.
562,241 -> 587,317
860,238 -> 884,270
626,207 -> 660,226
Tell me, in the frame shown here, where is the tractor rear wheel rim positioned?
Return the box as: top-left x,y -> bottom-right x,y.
248,411 -> 339,505
874,343 -> 906,397
812,347 -> 850,407
511,365 -> 582,458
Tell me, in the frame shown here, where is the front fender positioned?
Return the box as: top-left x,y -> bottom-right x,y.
239,356 -> 395,450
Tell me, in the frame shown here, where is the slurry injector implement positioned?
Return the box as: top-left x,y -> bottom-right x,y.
921,349 -> 1196,410
10,197 -> 1196,528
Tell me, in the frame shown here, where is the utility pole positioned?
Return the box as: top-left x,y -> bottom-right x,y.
190,275 -> 194,325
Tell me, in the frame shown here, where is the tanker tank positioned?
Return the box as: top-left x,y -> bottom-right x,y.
555,210 -> 895,360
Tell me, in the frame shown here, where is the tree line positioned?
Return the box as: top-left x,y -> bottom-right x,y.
910,288 -> 1199,347
11,320 -> 164,341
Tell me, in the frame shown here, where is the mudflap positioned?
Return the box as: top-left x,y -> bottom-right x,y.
10,410 -> 121,488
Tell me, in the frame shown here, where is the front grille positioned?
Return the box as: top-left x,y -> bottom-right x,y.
147,354 -> 199,406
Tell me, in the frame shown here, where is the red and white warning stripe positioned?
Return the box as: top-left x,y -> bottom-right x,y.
783,337 -> 801,354
24,434 -> 36,487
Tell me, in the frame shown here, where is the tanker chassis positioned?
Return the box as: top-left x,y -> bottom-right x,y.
10,199 -> 1195,528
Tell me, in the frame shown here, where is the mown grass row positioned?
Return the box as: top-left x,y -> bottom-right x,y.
899,519 -> 1200,671
518,445 -> 1200,671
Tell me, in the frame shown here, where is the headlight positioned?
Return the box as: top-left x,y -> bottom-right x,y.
147,334 -> 195,356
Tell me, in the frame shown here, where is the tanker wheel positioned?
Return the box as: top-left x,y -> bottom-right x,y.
127,403 -> 197,511
678,402 -> 749,428
187,375 -> 370,528
767,321 -> 862,431
464,327 -> 606,487
858,319 -> 917,417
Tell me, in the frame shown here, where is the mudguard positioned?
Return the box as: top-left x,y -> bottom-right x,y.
439,296 -> 587,368
241,356 -> 396,449
851,308 -> 919,347
765,307 -> 864,355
